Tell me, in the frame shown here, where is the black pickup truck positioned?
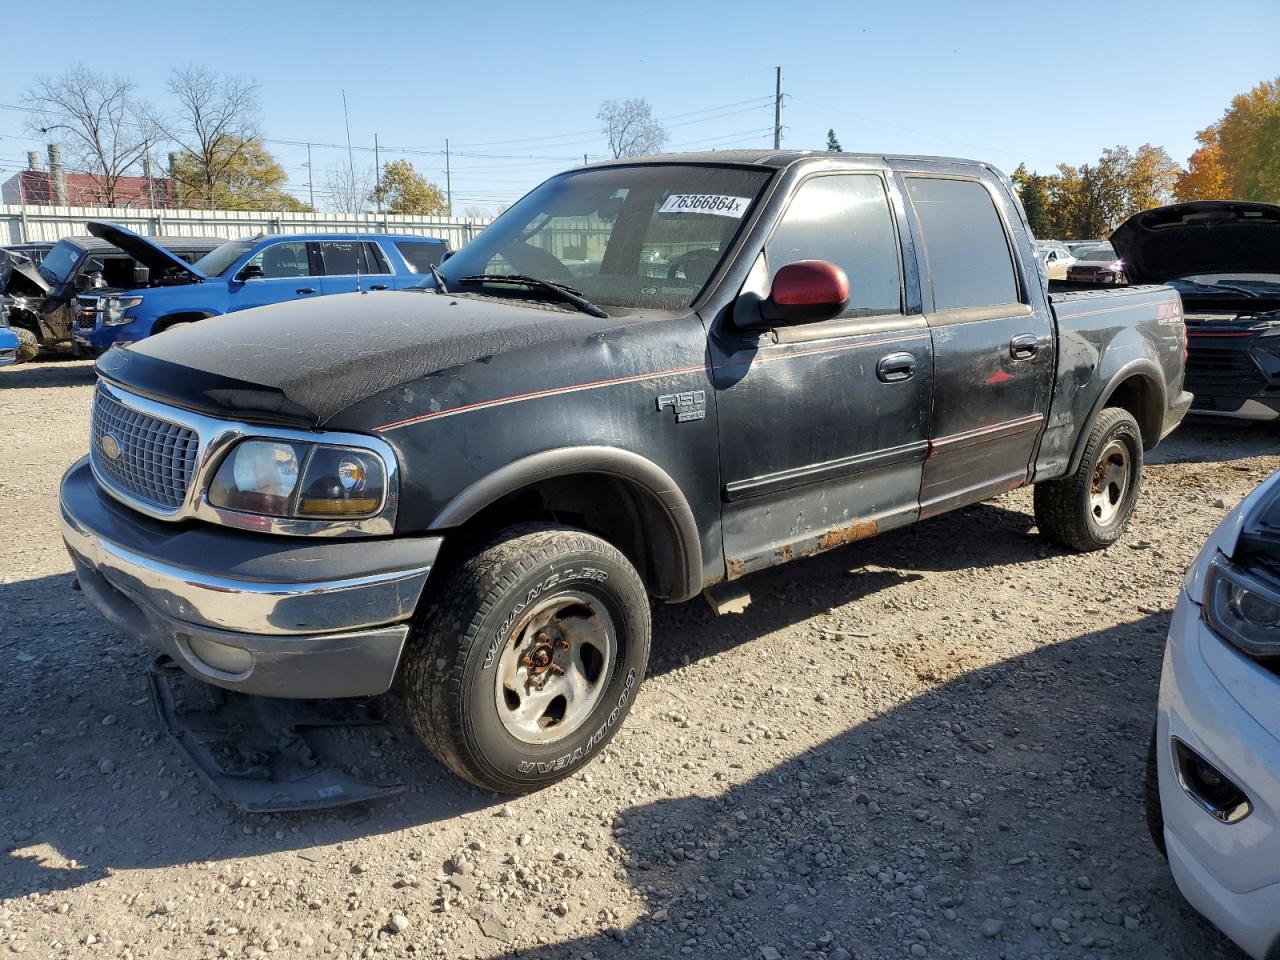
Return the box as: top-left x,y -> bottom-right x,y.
60,151 -> 1190,794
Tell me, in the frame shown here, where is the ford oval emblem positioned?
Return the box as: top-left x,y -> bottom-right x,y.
100,433 -> 122,461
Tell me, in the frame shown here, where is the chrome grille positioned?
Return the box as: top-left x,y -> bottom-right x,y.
91,387 -> 199,511
74,295 -> 100,331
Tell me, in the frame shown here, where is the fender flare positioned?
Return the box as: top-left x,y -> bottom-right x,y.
1066,358 -> 1166,475
430,446 -> 704,601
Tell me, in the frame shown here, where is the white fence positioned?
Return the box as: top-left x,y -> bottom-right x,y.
0,205 -> 493,250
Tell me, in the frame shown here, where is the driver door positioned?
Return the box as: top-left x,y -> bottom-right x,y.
710,172 -> 933,578
228,241 -> 321,312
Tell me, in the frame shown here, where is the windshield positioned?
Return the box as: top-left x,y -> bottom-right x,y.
194,239 -> 256,277
38,241 -> 81,284
1078,246 -> 1116,262
436,164 -> 773,311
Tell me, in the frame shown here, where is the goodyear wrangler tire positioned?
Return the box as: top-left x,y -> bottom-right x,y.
403,523 -> 651,793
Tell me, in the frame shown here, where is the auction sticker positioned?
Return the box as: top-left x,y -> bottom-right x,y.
659,194 -> 750,218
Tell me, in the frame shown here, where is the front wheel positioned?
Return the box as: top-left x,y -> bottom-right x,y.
1034,406 -> 1143,551
402,524 -> 651,793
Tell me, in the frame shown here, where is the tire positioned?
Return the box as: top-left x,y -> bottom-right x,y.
12,327 -> 38,363
402,523 -> 651,793
1034,407 -> 1143,551
158,321 -> 194,334
1145,728 -> 1168,858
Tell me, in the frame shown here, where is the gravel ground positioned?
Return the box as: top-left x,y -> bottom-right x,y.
2,357 -> 1278,960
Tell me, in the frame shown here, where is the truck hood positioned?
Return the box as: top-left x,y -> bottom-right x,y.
1111,200 -> 1280,284
86,221 -> 207,283
95,291 -> 628,427
0,248 -> 51,297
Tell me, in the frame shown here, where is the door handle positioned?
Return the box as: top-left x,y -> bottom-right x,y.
1010,334 -> 1040,361
296,287 -> 316,294
876,352 -> 917,383
370,284 -> 389,291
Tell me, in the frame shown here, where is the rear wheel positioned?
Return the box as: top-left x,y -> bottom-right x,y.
12,327 -> 38,363
1034,407 -> 1143,551
401,524 -> 651,793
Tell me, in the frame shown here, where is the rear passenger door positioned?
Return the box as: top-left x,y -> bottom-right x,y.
902,173 -> 1055,518
229,240 -> 321,312
318,241 -> 394,294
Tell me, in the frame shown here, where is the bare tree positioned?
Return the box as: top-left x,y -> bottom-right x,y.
598,99 -> 668,159
158,65 -> 261,207
24,65 -> 157,207
323,163 -> 375,214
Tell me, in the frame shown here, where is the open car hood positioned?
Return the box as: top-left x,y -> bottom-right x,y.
1111,200 -> 1280,284
0,248 -> 51,297
87,221 -> 207,282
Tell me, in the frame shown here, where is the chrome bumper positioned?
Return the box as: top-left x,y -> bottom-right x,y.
60,457 -> 439,697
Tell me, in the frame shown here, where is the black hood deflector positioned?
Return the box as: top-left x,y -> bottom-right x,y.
97,291 -> 626,426
1111,200 -> 1280,284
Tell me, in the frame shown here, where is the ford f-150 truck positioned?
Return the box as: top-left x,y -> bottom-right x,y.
71,223 -> 450,356
60,151 -> 1191,794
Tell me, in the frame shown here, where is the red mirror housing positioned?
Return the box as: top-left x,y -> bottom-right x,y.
762,260 -> 850,325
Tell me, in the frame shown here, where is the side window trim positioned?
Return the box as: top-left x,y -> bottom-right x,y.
902,172 -> 1027,315
761,170 -> 908,324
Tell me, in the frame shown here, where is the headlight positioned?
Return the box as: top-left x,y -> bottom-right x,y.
103,296 -> 143,325
207,439 -> 387,518
1203,554 -> 1280,658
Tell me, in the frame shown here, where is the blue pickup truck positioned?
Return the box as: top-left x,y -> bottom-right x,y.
72,222 -> 449,356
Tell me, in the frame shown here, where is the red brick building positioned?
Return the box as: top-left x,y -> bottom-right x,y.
2,169 -> 175,208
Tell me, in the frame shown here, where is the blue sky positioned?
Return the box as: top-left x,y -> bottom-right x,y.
1,0 -> 1276,213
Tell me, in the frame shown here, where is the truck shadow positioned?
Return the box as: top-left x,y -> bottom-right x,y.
484,612 -> 1243,960
1150,416 -> 1280,466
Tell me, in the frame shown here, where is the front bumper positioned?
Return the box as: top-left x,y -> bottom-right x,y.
1158,589 -> 1280,959
60,457 -> 438,698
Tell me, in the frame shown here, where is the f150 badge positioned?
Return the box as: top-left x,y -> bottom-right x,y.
656,390 -> 706,422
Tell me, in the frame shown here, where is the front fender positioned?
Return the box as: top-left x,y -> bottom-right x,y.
430,446 -> 704,602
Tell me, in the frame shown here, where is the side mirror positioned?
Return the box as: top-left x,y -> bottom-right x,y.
237,263 -> 264,282
132,264 -> 151,286
440,249 -> 454,263
761,260 -> 850,325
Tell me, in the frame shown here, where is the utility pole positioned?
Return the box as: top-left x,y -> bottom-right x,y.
445,139 -> 452,216
773,66 -> 783,149
306,143 -> 314,209
374,133 -> 382,213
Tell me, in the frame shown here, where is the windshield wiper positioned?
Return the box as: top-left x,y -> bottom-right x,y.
427,262 -> 449,295
457,274 -> 608,318
1170,278 -> 1259,298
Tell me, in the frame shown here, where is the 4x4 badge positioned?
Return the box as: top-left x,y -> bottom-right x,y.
656,390 -> 706,423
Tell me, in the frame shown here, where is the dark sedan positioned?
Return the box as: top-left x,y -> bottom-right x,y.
1066,244 -> 1127,283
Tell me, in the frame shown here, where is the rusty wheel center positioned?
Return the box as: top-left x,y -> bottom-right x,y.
495,592 -> 616,745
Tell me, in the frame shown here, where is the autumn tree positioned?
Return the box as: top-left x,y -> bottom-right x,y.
371,159 -> 449,216
171,137 -> 308,211
24,65 -> 158,207
158,65 -> 261,207
1215,76 -> 1280,201
598,99 -> 668,159
1175,125 -> 1228,201
826,129 -> 842,152
1011,164 -> 1053,238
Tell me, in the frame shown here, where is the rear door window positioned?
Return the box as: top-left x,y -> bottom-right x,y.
905,177 -> 1020,310
766,174 -> 903,319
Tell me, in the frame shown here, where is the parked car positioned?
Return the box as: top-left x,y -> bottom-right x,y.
1,231 -> 220,362
1148,467 -> 1280,960
1109,200 -> 1280,421
1036,240 -> 1075,280
1066,242 -> 1127,283
71,223 -> 451,356
60,150 -> 1190,794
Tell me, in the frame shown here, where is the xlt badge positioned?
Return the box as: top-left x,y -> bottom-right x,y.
656,390 -> 706,422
